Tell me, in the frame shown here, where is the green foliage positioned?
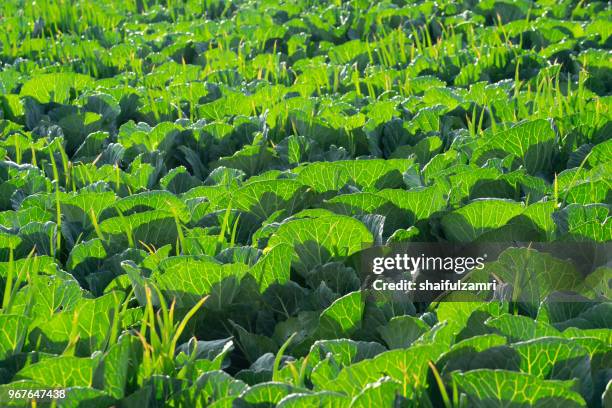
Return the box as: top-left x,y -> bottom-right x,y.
0,0 -> 610,406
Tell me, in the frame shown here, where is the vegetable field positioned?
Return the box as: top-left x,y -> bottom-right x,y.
0,0 -> 611,406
